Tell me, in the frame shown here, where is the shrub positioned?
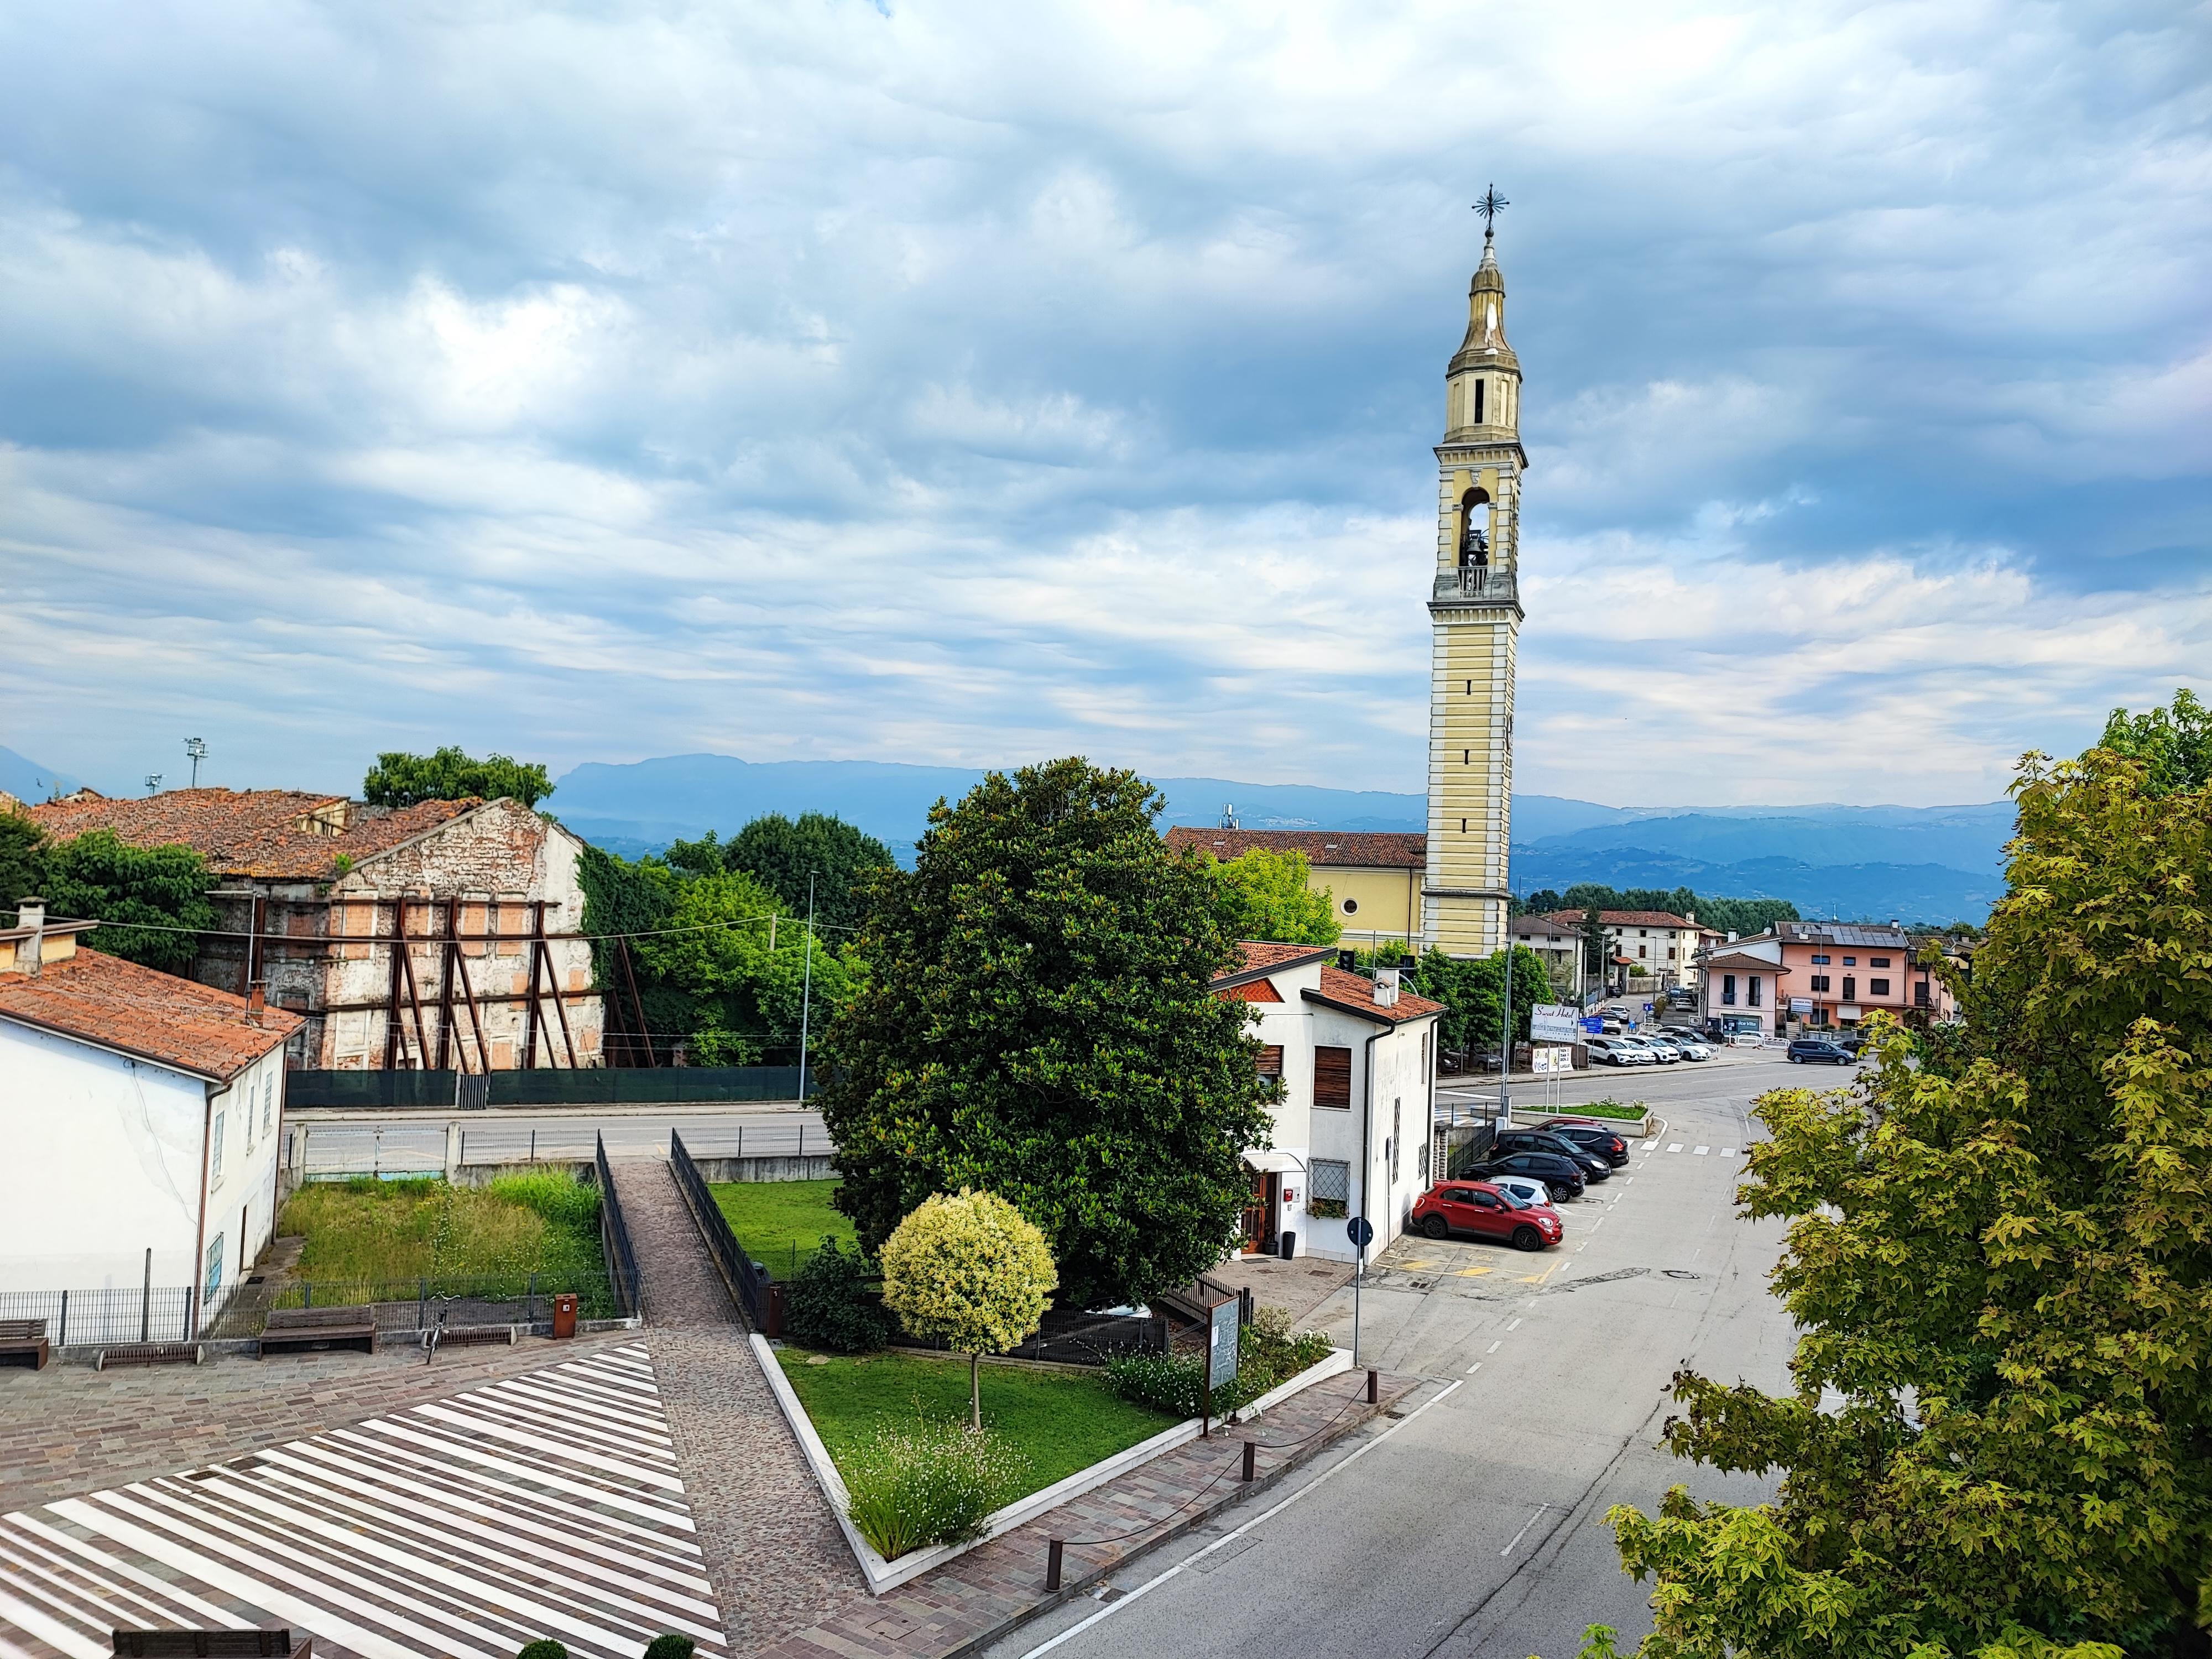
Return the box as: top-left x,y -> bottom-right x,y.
841,1417 -> 1028,1559
1103,1313 -> 1333,1417
517,1643 -> 568,1659
641,1637 -> 695,1659
879,1190 -> 1057,1428
786,1237 -> 898,1354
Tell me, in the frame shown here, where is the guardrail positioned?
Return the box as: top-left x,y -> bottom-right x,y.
594,1133 -> 646,1320
669,1129 -> 774,1331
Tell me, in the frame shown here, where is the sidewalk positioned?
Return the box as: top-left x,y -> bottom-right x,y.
752,1366 -> 1426,1659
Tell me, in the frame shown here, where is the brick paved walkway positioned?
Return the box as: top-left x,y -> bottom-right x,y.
610,1159 -> 867,1653
0,1330 -> 637,1509
752,1366 -> 1426,1659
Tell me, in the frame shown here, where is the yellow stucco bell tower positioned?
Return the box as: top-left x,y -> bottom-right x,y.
1423,202 -> 1524,957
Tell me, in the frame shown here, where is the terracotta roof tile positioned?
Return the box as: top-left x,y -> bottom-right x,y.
1305,964 -> 1446,1025
28,790 -> 480,880
1166,828 -> 1427,870
0,948 -> 301,1081
1541,909 -> 1697,929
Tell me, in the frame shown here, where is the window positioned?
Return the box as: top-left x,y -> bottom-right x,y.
1870,956 -> 1892,968
1314,1046 -> 1353,1109
210,1112 -> 226,1187
1721,974 -> 1737,1005
1810,974 -> 1831,993
263,1076 -> 274,1137
1843,956 -> 1857,966
1667,947 -> 1677,961
1811,953 -> 1830,965
1463,749 -> 1469,765
1390,1099 -> 1401,1181
1748,977 -> 1762,1008
1474,379 -> 1485,424
204,1234 -> 225,1301
1256,1044 -> 1284,1080
1460,818 -> 1467,834
1342,898 -> 1358,915
1915,982 -> 1932,1008
1309,1159 -> 1350,1219
1843,976 -> 1856,1001
1869,978 -> 1891,997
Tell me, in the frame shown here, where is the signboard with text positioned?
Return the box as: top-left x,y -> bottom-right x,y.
1207,1298 -> 1240,1390
1530,1003 -> 1580,1042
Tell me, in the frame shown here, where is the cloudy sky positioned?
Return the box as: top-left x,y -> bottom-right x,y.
3,0 -> 2207,809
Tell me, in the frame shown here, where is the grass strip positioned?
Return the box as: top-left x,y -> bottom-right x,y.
777,1347 -> 1176,1501
711,1178 -> 856,1276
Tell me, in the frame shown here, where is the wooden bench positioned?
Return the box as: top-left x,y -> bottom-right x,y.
112,1630 -> 309,1657
0,1318 -> 50,1370
95,1343 -> 207,1371
259,1306 -> 377,1358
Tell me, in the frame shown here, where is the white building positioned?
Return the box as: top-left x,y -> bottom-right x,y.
0,901 -> 302,1337
1219,943 -> 1444,1266
1540,909 -> 1707,989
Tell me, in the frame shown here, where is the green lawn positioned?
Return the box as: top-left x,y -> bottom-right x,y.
275,1173 -> 605,1291
711,1178 -> 856,1277
777,1348 -> 1177,1500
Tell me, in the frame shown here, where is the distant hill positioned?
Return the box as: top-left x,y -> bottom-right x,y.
0,746 -> 83,804
549,752 -> 2012,921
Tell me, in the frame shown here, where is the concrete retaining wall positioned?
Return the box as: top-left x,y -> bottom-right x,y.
689,1154 -> 837,1183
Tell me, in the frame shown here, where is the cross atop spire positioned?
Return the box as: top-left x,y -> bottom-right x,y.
1473,184 -> 1509,243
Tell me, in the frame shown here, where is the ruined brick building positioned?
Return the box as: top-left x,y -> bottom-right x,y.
27,790 -> 605,1070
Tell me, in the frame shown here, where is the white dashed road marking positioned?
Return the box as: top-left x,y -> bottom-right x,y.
1694,1146 -> 1709,1156
1667,1144 -> 1684,1153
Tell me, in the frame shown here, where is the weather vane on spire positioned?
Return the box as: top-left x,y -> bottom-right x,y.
1474,183 -> 1509,242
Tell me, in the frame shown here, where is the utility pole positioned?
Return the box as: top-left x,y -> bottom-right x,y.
184,737 -> 207,788
796,872 -> 817,1103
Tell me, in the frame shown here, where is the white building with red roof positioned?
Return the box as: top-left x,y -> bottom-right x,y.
0,900 -> 301,1331
1214,942 -> 1444,1265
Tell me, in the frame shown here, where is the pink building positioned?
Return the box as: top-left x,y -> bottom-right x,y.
1700,921 -> 1955,1036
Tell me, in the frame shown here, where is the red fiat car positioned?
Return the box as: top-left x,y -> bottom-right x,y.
1410,1181 -> 1564,1251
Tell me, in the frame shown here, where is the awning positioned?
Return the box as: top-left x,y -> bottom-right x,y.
1242,1150 -> 1302,1173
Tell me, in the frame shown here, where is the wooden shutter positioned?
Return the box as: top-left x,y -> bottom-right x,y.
1257,1044 -> 1285,1079
1314,1045 -> 1353,1109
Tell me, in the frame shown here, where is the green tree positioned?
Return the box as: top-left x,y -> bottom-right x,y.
362,746 -> 554,808
724,812 -> 894,936
816,758 -> 1273,1311
1401,944 -> 1553,1058
41,829 -> 217,974
879,1189 -> 1058,1429
2097,687 -> 2210,796
1597,740 -> 2212,1658
635,867 -> 855,1066
1205,847 -> 1340,945
0,810 -> 49,913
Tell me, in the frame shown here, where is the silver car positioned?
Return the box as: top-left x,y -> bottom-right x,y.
1584,1036 -> 1651,1067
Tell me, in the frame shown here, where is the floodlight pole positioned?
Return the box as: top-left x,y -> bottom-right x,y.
1500,931 -> 1514,1126
796,872 -> 817,1103
184,737 -> 207,788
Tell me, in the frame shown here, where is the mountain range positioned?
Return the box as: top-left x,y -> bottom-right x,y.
1,741 -> 2013,922
548,753 -> 2013,923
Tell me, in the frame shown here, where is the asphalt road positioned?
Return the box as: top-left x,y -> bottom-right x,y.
983,1047 -> 1815,1659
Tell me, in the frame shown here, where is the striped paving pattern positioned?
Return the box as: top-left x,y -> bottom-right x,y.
0,1343 -> 728,1659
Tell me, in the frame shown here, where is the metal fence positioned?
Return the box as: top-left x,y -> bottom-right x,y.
268,1273 -> 624,1325
594,1134 -> 645,1319
0,1286 -> 195,1346
288,1117 -> 836,1180
669,1129 -> 772,1328
896,1306 -> 1167,1366
288,1066 -> 821,1109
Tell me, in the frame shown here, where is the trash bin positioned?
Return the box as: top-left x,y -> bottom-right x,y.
552,1292 -> 578,1339
1279,1230 -> 1297,1260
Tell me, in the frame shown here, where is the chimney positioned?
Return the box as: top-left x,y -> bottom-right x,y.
1727,930 -> 1738,943
1686,910 -> 1695,925
14,898 -> 44,978
247,982 -> 266,1027
1374,967 -> 1401,1008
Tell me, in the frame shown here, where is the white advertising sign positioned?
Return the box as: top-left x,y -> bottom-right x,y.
1529,1003 -> 1580,1042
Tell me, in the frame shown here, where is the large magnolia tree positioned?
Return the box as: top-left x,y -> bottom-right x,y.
1590,706 -> 2211,1659
816,758 -> 1273,1311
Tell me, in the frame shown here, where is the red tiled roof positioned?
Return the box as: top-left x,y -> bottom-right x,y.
28,790 -> 480,880
1303,964 -> 1446,1026
1541,909 -> 1696,929
1223,978 -> 1284,1003
1509,916 -> 1580,938
1212,940 -> 1334,994
1166,828 -> 1426,870
1702,951 -> 1791,974
0,949 -> 301,1081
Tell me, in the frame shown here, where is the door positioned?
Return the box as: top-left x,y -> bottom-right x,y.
1451,1188 -> 1511,1240
1240,1170 -> 1271,1253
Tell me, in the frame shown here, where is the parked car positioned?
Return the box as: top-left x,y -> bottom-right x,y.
1482,1172 -> 1554,1210
1492,1130 -> 1612,1182
1645,1031 -> 1712,1062
1467,1149 -> 1586,1203
1535,1122 -> 1631,1167
1619,1035 -> 1680,1066
1787,1036 -> 1857,1065
1410,1182 -> 1562,1251
1584,1036 -> 1650,1067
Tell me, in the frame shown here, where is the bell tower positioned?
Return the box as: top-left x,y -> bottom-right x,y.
1423,192 -> 1524,958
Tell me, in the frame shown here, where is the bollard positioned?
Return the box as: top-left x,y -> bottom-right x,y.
1241,1439 -> 1255,1481
1046,1539 -> 1064,1592
1366,1367 -> 1379,1404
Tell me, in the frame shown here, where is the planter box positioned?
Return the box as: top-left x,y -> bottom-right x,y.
754,1333 -> 1353,1595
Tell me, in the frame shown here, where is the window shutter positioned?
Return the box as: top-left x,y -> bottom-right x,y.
1314,1045 -> 1353,1108
1257,1044 -> 1285,1079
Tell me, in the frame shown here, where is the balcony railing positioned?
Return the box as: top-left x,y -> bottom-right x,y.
1433,566 -> 1519,604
